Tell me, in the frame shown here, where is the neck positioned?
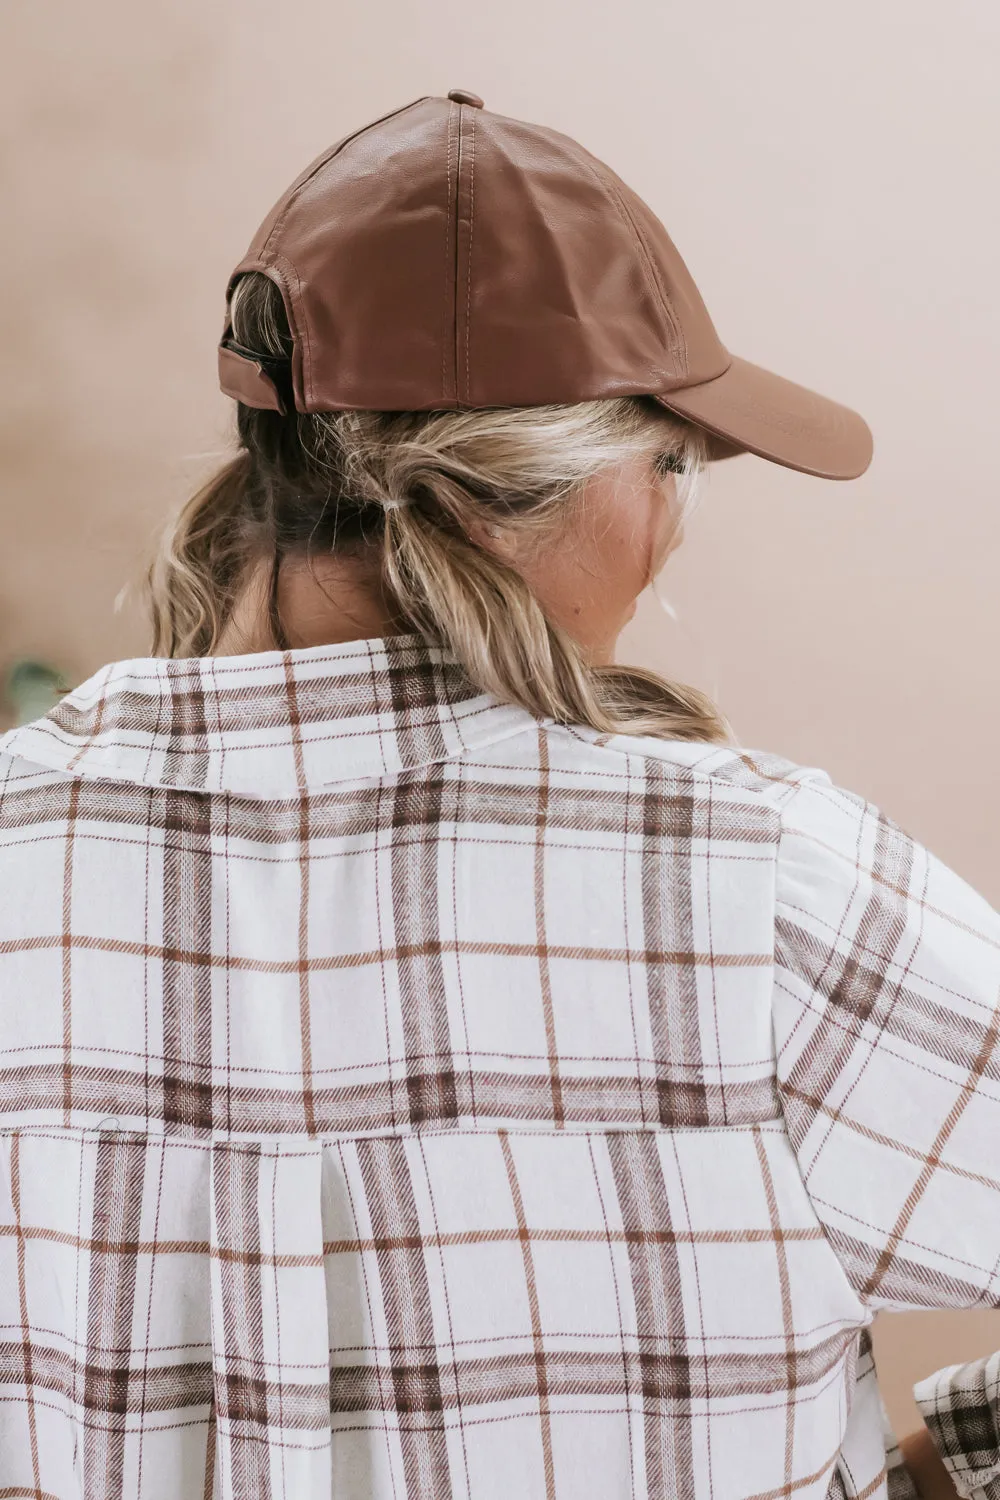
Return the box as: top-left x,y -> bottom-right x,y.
216,553 -> 409,655
215,551 -> 620,666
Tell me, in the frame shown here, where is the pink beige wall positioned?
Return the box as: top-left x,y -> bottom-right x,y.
3,0 -> 998,1435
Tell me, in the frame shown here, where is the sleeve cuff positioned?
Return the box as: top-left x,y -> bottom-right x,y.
914,1353 -> 1000,1500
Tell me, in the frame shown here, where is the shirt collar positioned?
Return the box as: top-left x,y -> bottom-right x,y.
0,632 -> 543,796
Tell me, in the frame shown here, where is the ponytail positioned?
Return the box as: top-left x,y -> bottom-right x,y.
148,453 -> 255,658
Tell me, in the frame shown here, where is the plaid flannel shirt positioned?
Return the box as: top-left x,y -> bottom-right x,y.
1,631 -> 998,1500
913,1352 -> 1000,1499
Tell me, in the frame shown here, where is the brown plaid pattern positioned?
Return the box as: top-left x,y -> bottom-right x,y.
914,1351 -> 1000,1499
0,631 -> 997,1498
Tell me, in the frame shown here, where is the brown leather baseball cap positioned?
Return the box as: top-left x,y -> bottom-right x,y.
219,90 -> 873,480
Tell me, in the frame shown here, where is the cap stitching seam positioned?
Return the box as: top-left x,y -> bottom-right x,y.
610,177 -> 689,375
441,102 -> 457,403
562,144 -> 687,379
258,97 -> 431,259
264,251 -> 311,409
599,166 -> 688,375
465,108 -> 477,405
454,110 -> 466,403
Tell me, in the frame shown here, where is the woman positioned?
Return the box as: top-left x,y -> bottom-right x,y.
1,90 -> 996,1500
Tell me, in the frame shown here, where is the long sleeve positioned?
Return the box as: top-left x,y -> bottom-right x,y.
772,769 -> 1000,1310
914,1352 -> 1000,1500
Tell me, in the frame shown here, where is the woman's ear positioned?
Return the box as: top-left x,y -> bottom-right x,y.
465,514 -> 519,560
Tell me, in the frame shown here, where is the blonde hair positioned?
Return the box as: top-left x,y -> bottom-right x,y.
147,271 -> 730,743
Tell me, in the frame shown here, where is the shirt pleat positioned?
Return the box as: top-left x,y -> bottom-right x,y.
208,1141 -> 331,1500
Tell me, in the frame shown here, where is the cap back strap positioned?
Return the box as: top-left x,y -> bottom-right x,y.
218,345 -> 286,413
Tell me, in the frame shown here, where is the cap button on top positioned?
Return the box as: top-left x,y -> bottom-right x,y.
447,88 -> 484,108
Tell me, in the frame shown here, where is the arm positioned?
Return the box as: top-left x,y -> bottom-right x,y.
899,1426 -> 963,1499
908,1352 -> 1000,1499
773,771 -> 1000,1311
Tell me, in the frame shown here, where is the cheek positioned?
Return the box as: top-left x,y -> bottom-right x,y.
598,492 -> 671,598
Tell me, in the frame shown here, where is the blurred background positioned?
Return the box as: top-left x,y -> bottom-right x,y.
2,0 -> 998,1432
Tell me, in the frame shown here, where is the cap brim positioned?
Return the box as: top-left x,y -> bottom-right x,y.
654,353 -> 873,480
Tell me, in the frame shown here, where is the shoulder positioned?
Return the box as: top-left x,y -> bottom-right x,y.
763,752 -> 1000,984
543,722 -> 836,809
518,722 -> 865,855
541,726 -> 973,914
0,744 -> 80,825
0,741 -> 74,794
518,721 -> 1000,956
578,728 -> 930,883
0,747 -> 80,904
